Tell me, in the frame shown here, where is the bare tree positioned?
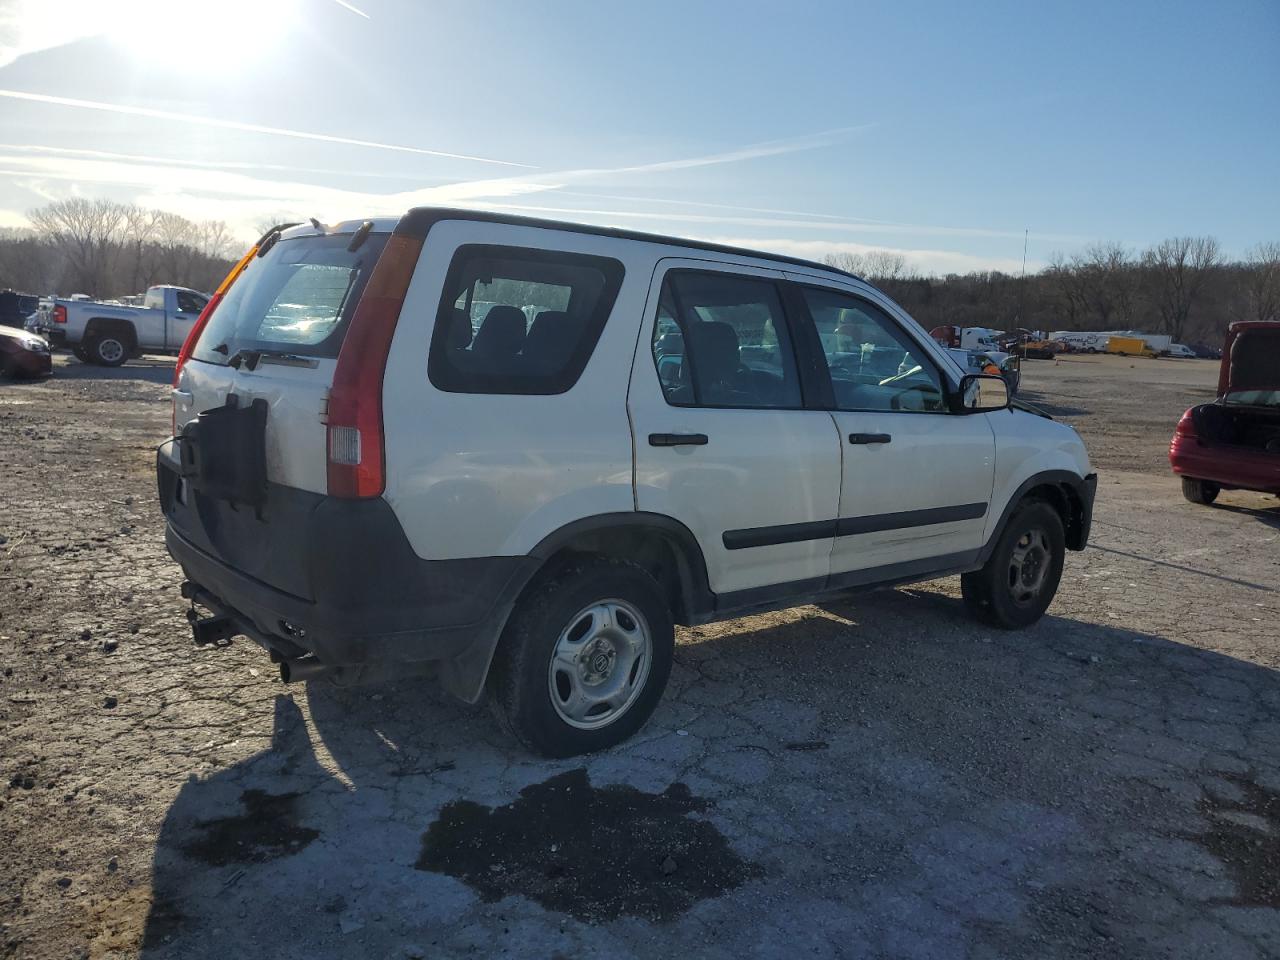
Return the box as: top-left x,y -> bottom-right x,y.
1072,241 -> 1136,328
27,198 -> 130,295
0,227 -> 62,293
1243,241 -> 1280,324
1141,236 -> 1221,342
197,220 -> 234,260
1045,252 -> 1088,329
823,249 -> 910,282
122,205 -> 163,292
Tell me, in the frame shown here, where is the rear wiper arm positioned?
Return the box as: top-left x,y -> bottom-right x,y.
226,348 -> 261,370
227,347 -> 315,371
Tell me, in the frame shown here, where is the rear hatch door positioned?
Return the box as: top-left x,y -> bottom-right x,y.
167,226 -> 390,597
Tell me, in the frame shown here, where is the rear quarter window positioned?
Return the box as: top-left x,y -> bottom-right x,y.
427,244 -> 624,395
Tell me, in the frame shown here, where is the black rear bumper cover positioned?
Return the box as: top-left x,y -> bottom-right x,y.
159,456 -> 538,692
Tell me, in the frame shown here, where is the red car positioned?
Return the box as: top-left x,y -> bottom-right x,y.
0,322 -> 53,379
1170,321 -> 1280,503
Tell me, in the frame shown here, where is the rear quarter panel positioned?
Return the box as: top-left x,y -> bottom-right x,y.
69,302 -> 164,346
380,219 -> 657,561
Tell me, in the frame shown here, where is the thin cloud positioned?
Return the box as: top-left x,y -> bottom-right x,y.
0,143 -> 456,183
330,0 -> 371,17
0,148 -> 1089,248
478,200 -> 1088,245
400,126 -> 876,209
0,89 -> 534,168
607,126 -> 874,175
693,235 -> 1045,278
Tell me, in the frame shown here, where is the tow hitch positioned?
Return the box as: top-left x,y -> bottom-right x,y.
181,580 -> 237,647
189,611 -> 236,647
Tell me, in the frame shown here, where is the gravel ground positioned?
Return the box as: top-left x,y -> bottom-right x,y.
1,352 -> 1278,960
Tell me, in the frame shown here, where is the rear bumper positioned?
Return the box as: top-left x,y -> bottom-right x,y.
1170,436 -> 1280,495
158,452 -> 539,695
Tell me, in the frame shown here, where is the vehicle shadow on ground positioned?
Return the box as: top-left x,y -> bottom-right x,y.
1016,389 -> 1090,417
49,354 -> 176,385
135,586 -> 1280,958
1210,500 -> 1280,533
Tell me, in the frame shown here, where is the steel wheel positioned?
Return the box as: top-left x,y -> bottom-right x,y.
1007,528 -> 1051,605
547,598 -> 652,730
95,337 -> 125,364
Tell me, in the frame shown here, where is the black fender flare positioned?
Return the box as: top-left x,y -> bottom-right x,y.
979,469 -> 1097,563
438,511 -> 715,704
527,511 -> 715,623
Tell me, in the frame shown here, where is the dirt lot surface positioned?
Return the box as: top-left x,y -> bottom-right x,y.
2,353 -> 1278,959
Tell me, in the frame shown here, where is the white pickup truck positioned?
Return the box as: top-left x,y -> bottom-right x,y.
41,285 -> 209,366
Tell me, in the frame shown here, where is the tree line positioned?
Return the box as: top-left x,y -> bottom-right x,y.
0,199 -> 238,300
829,237 -> 1279,346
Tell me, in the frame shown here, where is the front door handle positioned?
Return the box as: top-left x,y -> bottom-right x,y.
649,432 -> 709,447
848,433 -> 892,445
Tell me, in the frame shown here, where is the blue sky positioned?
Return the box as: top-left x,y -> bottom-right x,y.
0,0 -> 1275,274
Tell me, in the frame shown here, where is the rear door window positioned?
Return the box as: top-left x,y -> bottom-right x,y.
651,271 -> 802,409
191,232 -> 389,363
428,245 -> 624,395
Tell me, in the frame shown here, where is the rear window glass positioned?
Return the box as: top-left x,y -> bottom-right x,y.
192,232 -> 389,363
428,244 -> 624,395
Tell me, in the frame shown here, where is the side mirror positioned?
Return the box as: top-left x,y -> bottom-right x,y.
954,374 -> 1009,413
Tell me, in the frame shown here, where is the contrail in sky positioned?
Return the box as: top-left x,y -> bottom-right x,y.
330,0 -> 371,17
0,89 -> 532,168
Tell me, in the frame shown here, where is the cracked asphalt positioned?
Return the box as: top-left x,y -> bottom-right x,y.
1,353 -> 1278,959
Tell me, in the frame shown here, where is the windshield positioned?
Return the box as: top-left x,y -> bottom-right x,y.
191,232 -> 389,363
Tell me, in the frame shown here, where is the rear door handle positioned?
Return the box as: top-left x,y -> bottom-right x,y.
848,433 -> 892,445
649,432 -> 709,447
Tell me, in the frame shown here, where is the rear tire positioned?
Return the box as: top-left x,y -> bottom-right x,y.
962,499 -> 1065,630
87,335 -> 128,367
1181,477 -> 1220,505
488,557 -> 674,758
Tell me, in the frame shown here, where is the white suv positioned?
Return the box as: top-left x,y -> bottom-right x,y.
158,210 -> 1096,757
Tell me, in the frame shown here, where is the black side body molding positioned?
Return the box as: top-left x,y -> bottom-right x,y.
723,502 -> 989,550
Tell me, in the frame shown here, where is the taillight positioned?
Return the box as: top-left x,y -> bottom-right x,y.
52,305 -> 67,324
326,234 -> 422,499
1174,410 -> 1198,440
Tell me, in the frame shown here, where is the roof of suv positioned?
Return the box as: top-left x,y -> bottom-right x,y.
287,208 -> 867,286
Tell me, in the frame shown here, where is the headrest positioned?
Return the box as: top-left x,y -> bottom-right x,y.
687,321 -> 740,383
472,305 -> 527,357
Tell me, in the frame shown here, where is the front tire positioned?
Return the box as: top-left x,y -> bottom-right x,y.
87,335 -> 128,367
962,499 -> 1065,629
488,557 -> 674,757
1181,477 -> 1220,505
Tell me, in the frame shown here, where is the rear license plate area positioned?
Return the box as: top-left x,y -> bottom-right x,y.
179,397 -> 269,511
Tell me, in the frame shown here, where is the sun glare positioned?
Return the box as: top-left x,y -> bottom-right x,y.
103,0 -> 302,65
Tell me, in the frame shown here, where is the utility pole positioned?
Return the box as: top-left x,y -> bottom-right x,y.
1017,228 -> 1029,329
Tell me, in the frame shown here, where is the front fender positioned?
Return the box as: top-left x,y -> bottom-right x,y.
985,411 -> 1094,551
